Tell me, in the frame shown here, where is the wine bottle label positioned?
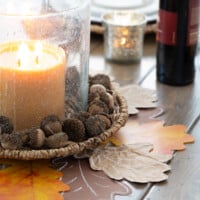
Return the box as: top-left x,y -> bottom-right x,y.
156,10 -> 177,46
157,0 -> 199,46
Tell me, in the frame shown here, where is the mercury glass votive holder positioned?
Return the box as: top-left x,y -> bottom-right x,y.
103,11 -> 146,63
0,0 -> 90,131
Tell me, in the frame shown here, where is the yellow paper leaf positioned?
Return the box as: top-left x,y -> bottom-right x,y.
0,159 -> 70,200
110,120 -> 194,154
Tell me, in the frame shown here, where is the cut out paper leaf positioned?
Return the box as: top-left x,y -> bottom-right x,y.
119,84 -> 157,115
89,143 -> 172,183
127,107 -> 165,124
60,157 -> 131,199
110,120 -> 194,154
0,159 -> 69,200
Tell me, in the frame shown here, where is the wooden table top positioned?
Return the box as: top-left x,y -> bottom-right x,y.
89,33 -> 200,200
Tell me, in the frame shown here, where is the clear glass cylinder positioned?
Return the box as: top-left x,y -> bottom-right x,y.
0,0 -> 90,131
103,11 -> 146,63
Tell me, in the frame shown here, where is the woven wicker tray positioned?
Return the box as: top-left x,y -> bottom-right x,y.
0,90 -> 128,160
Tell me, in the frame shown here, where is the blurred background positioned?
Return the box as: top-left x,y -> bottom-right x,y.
91,0 -> 159,24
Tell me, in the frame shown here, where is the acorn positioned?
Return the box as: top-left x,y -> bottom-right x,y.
88,100 -> 109,115
89,74 -> 111,90
45,132 -> 69,149
65,104 -> 75,115
106,92 -> 115,112
29,128 -> 46,149
65,97 -> 83,112
88,92 -> 100,103
71,111 -> 91,123
110,90 -> 118,107
0,133 -> 23,150
66,67 -> 80,85
40,115 -> 63,136
15,129 -> 30,144
63,118 -> 85,142
99,92 -> 111,107
0,116 -> 13,134
65,106 -> 75,119
65,99 -> 76,112
65,67 -> 81,97
85,115 -> 107,137
90,84 -> 107,94
97,113 -> 112,129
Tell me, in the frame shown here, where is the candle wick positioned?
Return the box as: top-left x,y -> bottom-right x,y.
35,56 -> 39,64
17,59 -> 21,67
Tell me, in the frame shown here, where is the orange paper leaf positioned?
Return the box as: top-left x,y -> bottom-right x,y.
110,120 -> 194,154
0,159 -> 70,200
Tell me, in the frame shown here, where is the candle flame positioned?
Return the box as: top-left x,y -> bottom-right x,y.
120,38 -> 127,46
121,28 -> 129,36
17,41 -> 43,68
17,43 -> 30,67
35,41 -> 43,65
17,59 -> 21,67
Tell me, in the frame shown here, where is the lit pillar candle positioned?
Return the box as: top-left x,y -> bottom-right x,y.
0,40 -> 66,131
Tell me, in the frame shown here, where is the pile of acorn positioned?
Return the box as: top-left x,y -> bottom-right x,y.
0,74 -> 119,150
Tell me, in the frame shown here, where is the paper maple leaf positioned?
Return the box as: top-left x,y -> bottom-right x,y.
110,120 -> 194,154
60,158 -> 131,199
89,143 -> 172,183
0,159 -> 69,200
119,84 -> 157,115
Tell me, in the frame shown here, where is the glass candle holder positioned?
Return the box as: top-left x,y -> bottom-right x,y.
0,0 -> 90,131
103,11 -> 146,63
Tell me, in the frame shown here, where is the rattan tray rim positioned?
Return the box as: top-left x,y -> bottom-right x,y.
0,90 -> 128,160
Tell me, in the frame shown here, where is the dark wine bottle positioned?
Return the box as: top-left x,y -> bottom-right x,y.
156,0 -> 200,86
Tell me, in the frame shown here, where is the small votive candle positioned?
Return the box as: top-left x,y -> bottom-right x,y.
103,11 -> 146,63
